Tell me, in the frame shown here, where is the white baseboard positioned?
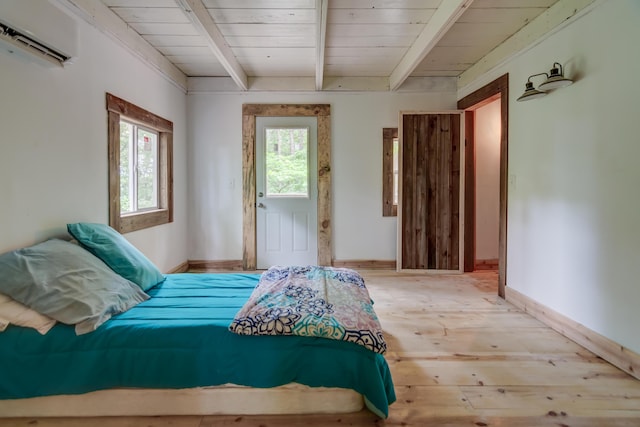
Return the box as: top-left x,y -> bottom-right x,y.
506,287 -> 640,381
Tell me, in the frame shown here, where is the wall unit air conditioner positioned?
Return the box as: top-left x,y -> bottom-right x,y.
0,0 -> 78,67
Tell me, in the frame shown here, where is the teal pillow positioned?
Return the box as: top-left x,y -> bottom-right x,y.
67,222 -> 165,291
0,239 -> 149,335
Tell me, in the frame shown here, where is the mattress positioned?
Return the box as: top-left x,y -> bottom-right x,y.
0,273 -> 395,417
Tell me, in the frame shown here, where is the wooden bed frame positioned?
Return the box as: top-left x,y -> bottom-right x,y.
0,384 -> 363,417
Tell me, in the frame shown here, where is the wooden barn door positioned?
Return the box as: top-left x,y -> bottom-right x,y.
398,112 -> 462,271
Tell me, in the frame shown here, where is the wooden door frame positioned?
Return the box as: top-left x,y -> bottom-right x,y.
457,74 -> 509,298
242,104 -> 331,270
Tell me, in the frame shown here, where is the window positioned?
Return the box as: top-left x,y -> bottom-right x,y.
264,126 -> 309,197
382,128 -> 398,216
120,121 -> 159,213
107,93 -> 173,233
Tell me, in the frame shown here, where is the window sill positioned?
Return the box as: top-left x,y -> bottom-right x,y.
115,209 -> 171,234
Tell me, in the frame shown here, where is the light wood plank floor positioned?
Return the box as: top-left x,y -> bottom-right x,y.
3,270 -> 640,426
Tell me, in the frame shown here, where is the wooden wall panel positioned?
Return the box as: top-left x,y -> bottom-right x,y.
426,115 -> 438,269
401,115 -> 415,268
401,113 -> 460,270
437,115 -> 451,269
450,113 -> 461,269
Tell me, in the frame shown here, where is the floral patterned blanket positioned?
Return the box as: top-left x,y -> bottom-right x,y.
229,266 -> 387,354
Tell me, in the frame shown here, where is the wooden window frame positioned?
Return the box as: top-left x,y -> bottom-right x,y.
382,128 -> 398,217
107,93 -> 173,234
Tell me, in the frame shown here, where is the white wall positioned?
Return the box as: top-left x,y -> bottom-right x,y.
0,5 -> 188,272
187,90 -> 457,262
460,0 -> 640,354
474,99 -> 501,262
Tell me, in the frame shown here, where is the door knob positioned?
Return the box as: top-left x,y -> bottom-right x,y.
258,202 -> 266,208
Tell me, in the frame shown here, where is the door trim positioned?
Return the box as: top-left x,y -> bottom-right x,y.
242,104 -> 331,270
457,74 -> 509,298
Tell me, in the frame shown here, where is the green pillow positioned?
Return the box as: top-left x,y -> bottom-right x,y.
0,239 -> 149,335
67,222 -> 165,291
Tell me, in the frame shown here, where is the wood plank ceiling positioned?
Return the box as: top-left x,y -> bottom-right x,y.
97,0 -> 559,91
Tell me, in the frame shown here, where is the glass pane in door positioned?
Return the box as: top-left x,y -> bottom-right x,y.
265,127 -> 309,197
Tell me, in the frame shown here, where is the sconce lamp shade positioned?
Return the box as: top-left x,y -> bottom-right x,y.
517,62 -> 572,102
539,62 -> 573,91
517,81 -> 547,102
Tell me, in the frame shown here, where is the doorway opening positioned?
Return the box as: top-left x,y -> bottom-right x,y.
457,74 -> 509,298
474,97 -> 501,271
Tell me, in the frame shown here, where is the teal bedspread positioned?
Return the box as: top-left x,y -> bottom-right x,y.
0,273 -> 395,417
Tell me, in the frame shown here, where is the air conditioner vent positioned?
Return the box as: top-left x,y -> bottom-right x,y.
0,0 -> 78,68
0,22 -> 70,64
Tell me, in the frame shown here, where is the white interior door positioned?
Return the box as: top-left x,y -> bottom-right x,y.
256,116 -> 318,269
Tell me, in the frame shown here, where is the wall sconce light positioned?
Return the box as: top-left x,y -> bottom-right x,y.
517,62 -> 573,102
517,73 -> 549,102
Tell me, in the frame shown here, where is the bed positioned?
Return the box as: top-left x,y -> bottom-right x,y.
0,224 -> 396,418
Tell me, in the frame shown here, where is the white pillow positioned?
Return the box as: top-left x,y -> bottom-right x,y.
0,240 -> 148,335
0,293 -> 57,334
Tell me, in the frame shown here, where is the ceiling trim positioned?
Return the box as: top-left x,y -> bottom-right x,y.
457,0 -> 599,91
187,76 -> 456,93
389,0 -> 472,91
175,0 -> 248,91
59,0 -> 187,92
315,0 -> 328,91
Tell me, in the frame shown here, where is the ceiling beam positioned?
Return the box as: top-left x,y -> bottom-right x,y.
175,0 -> 248,91
315,0 -> 328,91
389,0 -> 472,91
